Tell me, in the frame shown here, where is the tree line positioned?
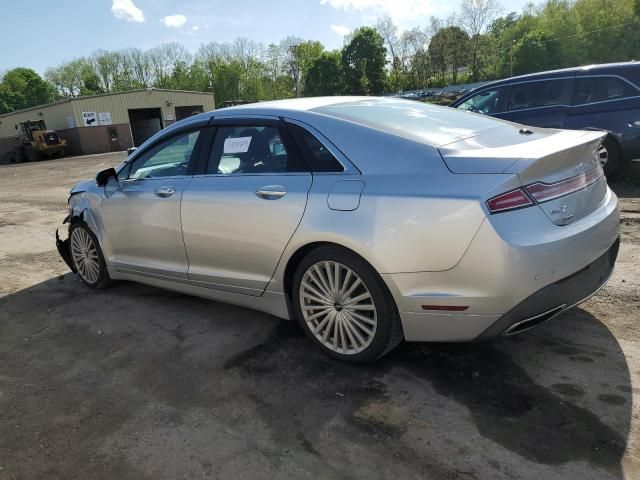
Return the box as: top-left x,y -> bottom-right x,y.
1,0 -> 639,114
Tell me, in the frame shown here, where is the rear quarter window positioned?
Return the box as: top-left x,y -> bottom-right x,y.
288,123 -> 344,173
573,76 -> 640,105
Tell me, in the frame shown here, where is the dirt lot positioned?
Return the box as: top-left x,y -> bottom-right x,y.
0,153 -> 638,480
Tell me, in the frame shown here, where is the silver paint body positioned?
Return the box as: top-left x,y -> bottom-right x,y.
66,97 -> 620,341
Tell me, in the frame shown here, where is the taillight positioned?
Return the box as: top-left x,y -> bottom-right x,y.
486,188 -> 533,213
525,166 -> 603,203
487,166 -> 604,214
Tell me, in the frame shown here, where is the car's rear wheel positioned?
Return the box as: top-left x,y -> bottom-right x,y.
292,246 -> 403,364
69,223 -> 111,289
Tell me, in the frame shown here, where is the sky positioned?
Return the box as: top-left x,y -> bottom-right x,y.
0,0 -> 541,75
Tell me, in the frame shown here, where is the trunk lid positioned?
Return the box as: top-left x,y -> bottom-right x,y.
438,125 -> 608,225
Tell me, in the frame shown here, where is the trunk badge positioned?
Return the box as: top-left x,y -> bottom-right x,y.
551,205 -> 568,215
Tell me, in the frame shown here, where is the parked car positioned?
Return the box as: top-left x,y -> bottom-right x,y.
57,97 -> 620,363
450,62 -> 640,176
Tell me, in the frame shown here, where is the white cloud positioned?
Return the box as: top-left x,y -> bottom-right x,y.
111,0 -> 145,23
190,25 -> 200,32
320,0 -> 439,24
330,24 -> 352,36
161,14 -> 188,29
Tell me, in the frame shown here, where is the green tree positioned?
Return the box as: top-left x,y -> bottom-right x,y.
0,84 -> 17,114
573,0 -> 640,65
443,27 -> 471,84
305,50 -> 342,96
460,0 -> 502,81
512,30 -> 561,75
428,29 -> 448,84
341,27 -> 387,95
0,68 -> 55,111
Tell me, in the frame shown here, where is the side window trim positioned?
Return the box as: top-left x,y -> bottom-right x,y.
195,119 -> 309,177
120,126 -> 207,181
284,118 -> 361,175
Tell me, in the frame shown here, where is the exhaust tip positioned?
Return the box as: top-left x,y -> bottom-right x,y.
503,305 -> 567,336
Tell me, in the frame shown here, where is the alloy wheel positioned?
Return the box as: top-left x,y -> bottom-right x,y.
299,261 -> 377,355
598,144 -> 609,167
70,227 -> 101,284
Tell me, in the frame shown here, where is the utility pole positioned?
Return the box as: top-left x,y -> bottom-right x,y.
510,39 -> 515,77
289,44 -> 302,97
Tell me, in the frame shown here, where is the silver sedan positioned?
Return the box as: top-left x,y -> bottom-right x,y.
56,97 -> 620,363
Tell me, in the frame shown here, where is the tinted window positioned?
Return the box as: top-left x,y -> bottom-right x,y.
207,125 -> 306,174
573,76 -> 639,105
507,79 -> 572,111
288,123 -> 343,173
457,87 -> 508,114
129,129 -> 202,179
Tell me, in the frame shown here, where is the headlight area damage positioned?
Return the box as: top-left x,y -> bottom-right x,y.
55,214 -> 76,273
56,183 -> 93,273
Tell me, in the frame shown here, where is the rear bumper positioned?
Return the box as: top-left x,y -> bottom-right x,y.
385,187 -> 619,342
476,236 -> 619,339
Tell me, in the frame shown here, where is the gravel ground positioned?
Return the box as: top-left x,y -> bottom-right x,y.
0,153 -> 638,480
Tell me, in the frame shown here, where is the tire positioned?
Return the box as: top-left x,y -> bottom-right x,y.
600,136 -> 621,178
24,144 -> 38,162
68,222 -> 112,289
292,246 -> 404,364
16,145 -> 27,163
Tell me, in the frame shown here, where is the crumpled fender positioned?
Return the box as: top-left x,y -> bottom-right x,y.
67,193 -> 102,244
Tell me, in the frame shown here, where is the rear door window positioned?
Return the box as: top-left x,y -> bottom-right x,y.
573,76 -> 639,105
507,79 -> 572,111
206,125 -> 307,175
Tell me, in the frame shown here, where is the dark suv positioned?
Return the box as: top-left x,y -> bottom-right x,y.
450,62 -> 640,176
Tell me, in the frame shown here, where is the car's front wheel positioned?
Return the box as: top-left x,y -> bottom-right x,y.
69,223 -> 111,289
292,246 -> 403,364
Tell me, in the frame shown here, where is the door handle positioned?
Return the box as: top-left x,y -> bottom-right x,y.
255,186 -> 287,199
154,186 -> 176,198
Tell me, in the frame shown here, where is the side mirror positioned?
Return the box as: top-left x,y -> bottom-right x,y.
104,175 -> 121,198
96,167 -> 118,187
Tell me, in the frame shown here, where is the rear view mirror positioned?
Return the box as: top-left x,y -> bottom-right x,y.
96,167 -> 118,187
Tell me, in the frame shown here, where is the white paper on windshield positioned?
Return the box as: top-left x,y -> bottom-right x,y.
224,136 -> 252,154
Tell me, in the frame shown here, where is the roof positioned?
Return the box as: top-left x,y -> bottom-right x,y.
474,61 -> 640,88
212,96 -> 507,147
0,88 -> 215,119
215,96 -> 371,114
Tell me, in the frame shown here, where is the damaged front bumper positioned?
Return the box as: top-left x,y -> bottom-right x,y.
55,214 -> 76,272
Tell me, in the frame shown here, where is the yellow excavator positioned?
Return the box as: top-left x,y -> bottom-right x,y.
7,120 -> 66,162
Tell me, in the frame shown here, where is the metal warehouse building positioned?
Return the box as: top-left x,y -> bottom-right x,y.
0,89 -> 215,159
